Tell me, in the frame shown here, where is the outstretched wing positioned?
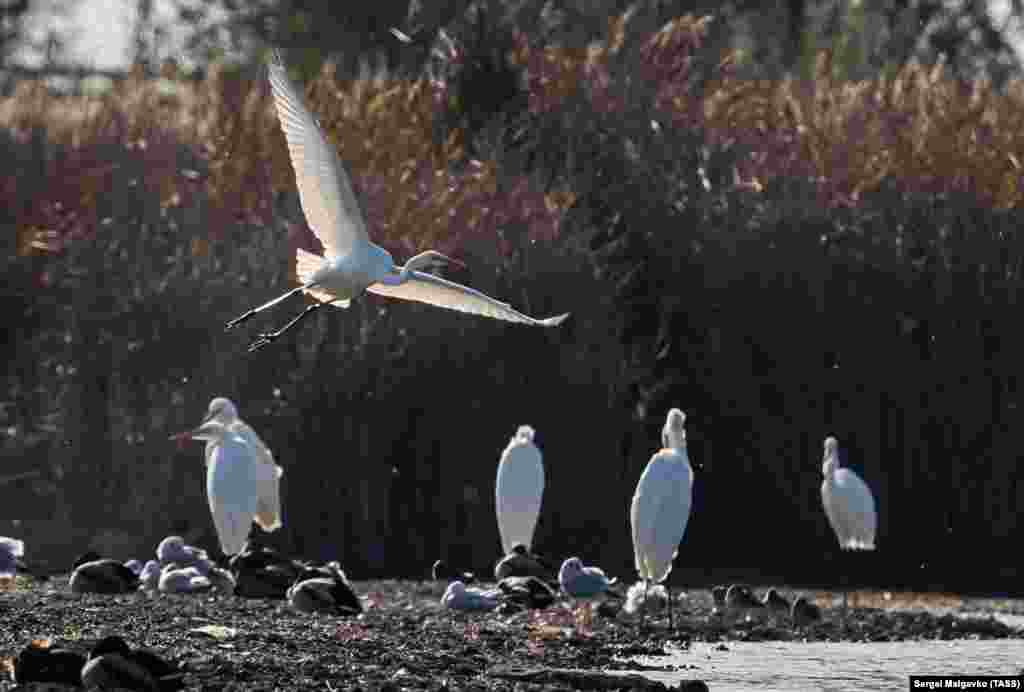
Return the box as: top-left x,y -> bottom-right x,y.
267,51 -> 370,258
367,270 -> 569,327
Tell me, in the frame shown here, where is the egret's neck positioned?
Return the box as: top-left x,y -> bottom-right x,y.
822,454 -> 838,479
663,429 -> 686,451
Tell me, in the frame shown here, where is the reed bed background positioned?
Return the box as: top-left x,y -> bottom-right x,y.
2,9 -> 1023,592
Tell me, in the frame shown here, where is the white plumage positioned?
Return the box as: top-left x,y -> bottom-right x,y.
225,51 -> 569,351
495,425 -> 545,554
173,398 -> 284,556
631,409 -> 693,585
442,581 -> 503,611
820,436 -> 877,551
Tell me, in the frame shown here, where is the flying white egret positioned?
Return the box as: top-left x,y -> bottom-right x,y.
820,435 -> 877,612
630,408 -> 693,627
224,51 -> 570,352
171,400 -> 284,557
495,425 -> 545,555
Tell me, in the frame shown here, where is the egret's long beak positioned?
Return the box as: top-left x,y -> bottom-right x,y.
169,411 -> 219,445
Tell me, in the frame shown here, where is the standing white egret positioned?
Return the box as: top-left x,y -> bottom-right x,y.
630,408 -> 693,627
178,398 -> 284,535
171,400 -> 284,557
224,51 -> 569,352
820,435 -> 877,613
495,425 -> 545,555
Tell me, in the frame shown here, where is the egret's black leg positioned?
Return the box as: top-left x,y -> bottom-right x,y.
247,303 -> 323,352
226,286 -> 305,331
667,583 -> 674,629
642,580 -> 649,629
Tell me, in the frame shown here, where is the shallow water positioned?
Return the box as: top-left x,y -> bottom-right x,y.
628,639 -> 1024,691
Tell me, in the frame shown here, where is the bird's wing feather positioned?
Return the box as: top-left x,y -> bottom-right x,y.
367,270 -> 569,326
267,53 -> 369,258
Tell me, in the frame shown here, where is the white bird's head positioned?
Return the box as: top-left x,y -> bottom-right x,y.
170,397 -> 239,445
207,397 -> 238,421
662,409 -> 687,450
515,425 -> 536,443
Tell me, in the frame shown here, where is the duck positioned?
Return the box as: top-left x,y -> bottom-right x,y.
497,575 -> 557,611
725,584 -> 765,618
558,557 -> 621,600
13,638 -> 86,686
432,559 -> 476,585
80,634 -> 184,691
762,587 -> 791,614
287,564 -> 362,615
494,543 -> 557,583
69,552 -> 140,594
229,544 -> 303,599
791,596 -> 823,626
156,536 -> 210,568
206,565 -> 237,594
442,580 -> 503,611
139,560 -> 162,591
158,564 -> 213,594
710,585 -> 728,615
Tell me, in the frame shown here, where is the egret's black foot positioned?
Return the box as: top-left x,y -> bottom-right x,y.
225,310 -> 258,331
247,332 -> 280,352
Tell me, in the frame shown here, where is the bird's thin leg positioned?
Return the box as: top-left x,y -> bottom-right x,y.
247,302 -> 323,352
642,580 -> 649,629
667,583 -> 674,629
226,286 -> 306,330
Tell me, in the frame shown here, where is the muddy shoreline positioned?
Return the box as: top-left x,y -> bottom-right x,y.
2,579 -> 1020,690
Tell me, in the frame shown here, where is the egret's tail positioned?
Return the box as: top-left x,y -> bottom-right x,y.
254,464 -> 284,533
295,248 -> 349,307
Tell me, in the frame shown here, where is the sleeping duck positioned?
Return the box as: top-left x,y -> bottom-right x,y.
431,559 -> 476,585
493,543 -> 557,583
69,552 -> 140,595
287,563 -> 361,615
158,564 -> 212,594
13,638 -> 86,686
230,544 -> 303,599
80,635 -> 184,691
496,575 -> 558,612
